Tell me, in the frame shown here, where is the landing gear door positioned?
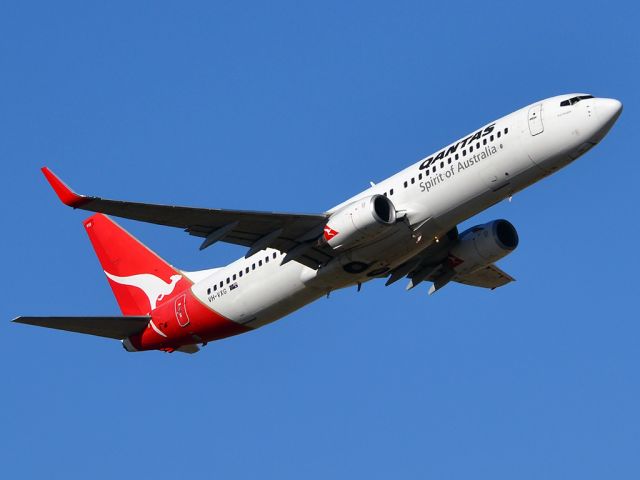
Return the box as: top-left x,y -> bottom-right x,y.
528,104 -> 544,136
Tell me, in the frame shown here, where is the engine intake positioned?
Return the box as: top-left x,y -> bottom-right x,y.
371,195 -> 395,224
449,219 -> 518,273
323,195 -> 396,250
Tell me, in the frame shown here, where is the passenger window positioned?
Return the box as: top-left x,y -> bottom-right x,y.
448,158 -> 452,164
252,264 -> 256,270
470,145 -> 473,152
410,178 -> 415,184
483,138 -> 487,145
490,134 -> 494,141
232,274 -> 236,281
239,271 -> 243,278
440,161 -> 444,168
497,131 -> 501,138
504,128 -> 509,134
226,278 -> 230,284
390,188 -> 394,195
462,149 -> 466,156
245,267 -> 249,273
455,153 -> 459,160
259,260 -> 263,266
214,285 -> 217,291
265,256 -> 269,263
476,142 -> 480,149
418,173 -> 422,180
207,288 -> 211,295
404,181 -> 408,188
273,252 -> 277,259
432,166 -> 436,173
219,281 -> 223,288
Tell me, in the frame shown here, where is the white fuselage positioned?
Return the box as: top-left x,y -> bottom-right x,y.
187,94 -> 621,329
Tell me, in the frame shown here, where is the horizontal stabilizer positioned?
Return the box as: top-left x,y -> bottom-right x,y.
13,316 -> 150,339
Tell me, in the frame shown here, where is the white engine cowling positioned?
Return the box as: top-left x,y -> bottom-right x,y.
323,195 -> 396,250
448,219 -> 518,273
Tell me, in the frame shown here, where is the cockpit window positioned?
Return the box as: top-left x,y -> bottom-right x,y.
560,95 -> 594,107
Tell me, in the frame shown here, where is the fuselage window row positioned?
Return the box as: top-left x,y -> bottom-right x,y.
208,252 -> 284,294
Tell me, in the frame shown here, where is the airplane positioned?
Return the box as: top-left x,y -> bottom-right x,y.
13,93 -> 622,354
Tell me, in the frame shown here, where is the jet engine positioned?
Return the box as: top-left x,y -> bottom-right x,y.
448,219 -> 518,273
323,195 -> 397,250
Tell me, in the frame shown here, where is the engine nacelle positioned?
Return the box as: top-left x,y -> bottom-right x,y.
449,219 -> 518,273
323,195 -> 396,250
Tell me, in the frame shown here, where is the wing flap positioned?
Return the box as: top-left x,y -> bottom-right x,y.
13,316 -> 151,339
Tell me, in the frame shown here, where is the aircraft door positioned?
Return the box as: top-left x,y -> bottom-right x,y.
528,104 -> 544,135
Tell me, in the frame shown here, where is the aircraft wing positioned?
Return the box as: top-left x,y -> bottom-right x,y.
42,167 -> 333,269
385,230 -> 515,292
453,264 -> 515,289
13,316 -> 150,339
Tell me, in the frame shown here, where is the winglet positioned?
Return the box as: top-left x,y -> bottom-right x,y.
41,167 -> 89,208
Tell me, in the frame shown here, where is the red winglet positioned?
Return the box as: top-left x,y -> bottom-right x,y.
41,167 -> 88,208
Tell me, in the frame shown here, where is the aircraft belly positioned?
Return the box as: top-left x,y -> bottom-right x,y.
244,287 -> 325,329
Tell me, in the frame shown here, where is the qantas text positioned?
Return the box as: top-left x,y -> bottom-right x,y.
419,124 -> 495,171
420,144 -> 499,193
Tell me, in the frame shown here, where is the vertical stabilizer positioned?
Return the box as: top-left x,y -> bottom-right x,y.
83,214 -> 192,315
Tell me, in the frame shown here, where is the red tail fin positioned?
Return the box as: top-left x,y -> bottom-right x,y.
83,214 -> 192,315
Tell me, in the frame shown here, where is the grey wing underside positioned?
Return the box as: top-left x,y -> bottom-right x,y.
403,260 -> 515,292
76,197 -> 333,269
387,229 -> 515,292
41,168 -> 334,269
453,264 -> 515,289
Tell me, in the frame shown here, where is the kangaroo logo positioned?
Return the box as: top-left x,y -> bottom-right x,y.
323,225 -> 339,241
104,271 -> 183,310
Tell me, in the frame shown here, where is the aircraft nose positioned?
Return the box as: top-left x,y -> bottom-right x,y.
591,97 -> 622,142
597,98 -> 623,123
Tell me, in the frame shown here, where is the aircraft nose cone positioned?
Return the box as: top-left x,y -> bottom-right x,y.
597,98 -> 623,123
592,97 -> 622,142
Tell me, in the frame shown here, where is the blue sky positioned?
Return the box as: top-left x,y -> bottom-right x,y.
2,1 -> 639,478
